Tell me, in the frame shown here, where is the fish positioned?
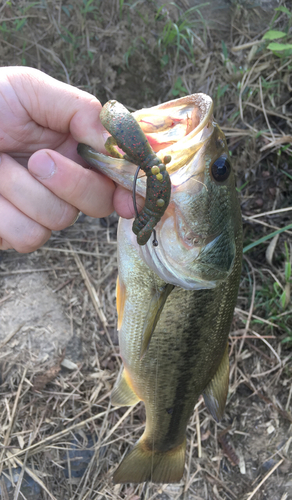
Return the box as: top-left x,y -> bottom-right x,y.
77,94 -> 242,484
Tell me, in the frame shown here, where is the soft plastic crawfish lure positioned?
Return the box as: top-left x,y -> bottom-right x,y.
99,100 -> 172,246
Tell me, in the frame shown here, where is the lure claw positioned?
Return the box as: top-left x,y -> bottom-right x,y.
100,100 -> 172,246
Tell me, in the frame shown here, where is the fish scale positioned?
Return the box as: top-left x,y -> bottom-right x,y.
118,220 -> 242,449
77,93 -> 242,484
111,209 -> 242,483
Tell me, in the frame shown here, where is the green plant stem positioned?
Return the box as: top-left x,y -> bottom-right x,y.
243,223 -> 292,253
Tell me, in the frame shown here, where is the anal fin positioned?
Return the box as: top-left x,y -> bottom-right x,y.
111,368 -> 140,407
203,342 -> 229,422
116,276 -> 126,331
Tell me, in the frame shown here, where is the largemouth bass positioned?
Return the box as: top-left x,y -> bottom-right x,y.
78,94 -> 242,484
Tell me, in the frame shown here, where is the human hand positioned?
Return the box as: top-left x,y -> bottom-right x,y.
0,66 -> 135,253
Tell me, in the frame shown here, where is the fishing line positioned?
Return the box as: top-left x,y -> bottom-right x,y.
150,323 -> 159,482
132,161 -> 165,480
132,165 -> 140,220
133,166 -> 158,247
150,275 -> 161,483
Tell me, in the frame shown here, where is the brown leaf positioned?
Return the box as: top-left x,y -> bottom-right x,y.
33,365 -> 61,391
218,432 -> 239,466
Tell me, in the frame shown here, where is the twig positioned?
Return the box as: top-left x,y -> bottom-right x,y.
259,76 -> 275,140
231,40 -> 263,52
12,434 -> 31,500
260,135 -> 292,152
245,339 -> 275,364
13,454 -> 57,500
102,406 -> 134,444
69,243 -> 108,329
0,323 -> 25,350
245,459 -> 284,500
245,101 -> 291,121
196,407 -> 202,458
247,206 -> 292,219
250,362 -> 283,379
0,368 -> 27,474
0,294 -> 13,304
250,330 -> 281,364
244,381 -> 292,424
285,384 -> 292,412
242,215 -> 292,237
0,408 -> 115,464
238,259 -> 255,357
203,469 -> 237,499
40,246 -> 109,257
0,268 -> 66,276
235,307 -> 278,328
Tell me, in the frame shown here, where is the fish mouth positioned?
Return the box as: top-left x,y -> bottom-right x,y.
78,94 -> 215,199
132,95 -> 234,289
79,95 -> 234,289
133,94 -> 214,176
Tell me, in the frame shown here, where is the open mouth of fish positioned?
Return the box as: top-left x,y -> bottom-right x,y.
78,94 -> 235,290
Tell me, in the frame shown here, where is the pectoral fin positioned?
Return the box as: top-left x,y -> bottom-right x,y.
111,368 -> 140,407
203,343 -> 229,422
140,283 -> 174,359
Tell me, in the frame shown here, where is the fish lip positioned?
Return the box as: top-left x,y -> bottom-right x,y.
132,94 -> 214,175
78,94 -> 215,199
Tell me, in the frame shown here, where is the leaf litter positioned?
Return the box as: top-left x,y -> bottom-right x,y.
0,0 -> 291,498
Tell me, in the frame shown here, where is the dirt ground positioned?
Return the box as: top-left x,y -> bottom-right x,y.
0,1 -> 291,499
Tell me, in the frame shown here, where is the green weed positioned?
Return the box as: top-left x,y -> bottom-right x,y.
236,179 -> 249,193
216,83 -> 229,107
281,169 -> 292,181
272,242 -> 292,344
156,3 -> 208,68
61,5 -> 72,18
263,5 -> 292,57
243,224 -> 292,254
250,243 -> 292,344
81,0 -> 100,16
124,44 -> 138,68
119,0 -> 124,20
171,76 -> 187,97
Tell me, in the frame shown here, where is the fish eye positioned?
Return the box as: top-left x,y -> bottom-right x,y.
211,155 -> 231,182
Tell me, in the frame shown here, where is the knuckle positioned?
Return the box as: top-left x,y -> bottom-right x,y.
68,169 -> 90,201
0,238 -> 12,251
49,203 -> 77,231
15,223 -> 50,253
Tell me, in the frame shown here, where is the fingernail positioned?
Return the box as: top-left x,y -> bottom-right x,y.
29,152 -> 56,179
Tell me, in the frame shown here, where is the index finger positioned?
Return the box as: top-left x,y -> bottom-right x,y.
3,66 -> 106,152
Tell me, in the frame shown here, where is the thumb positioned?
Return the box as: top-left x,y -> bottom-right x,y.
28,149 -> 115,218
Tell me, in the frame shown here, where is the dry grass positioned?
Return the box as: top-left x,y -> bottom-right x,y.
0,0 -> 292,499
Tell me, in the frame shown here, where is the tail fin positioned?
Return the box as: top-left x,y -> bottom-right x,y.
113,437 -> 186,484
